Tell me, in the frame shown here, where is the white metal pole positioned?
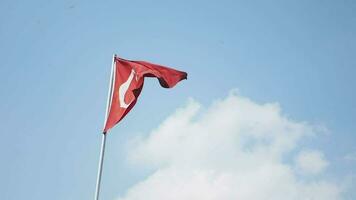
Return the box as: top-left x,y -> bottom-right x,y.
94,133 -> 107,200
94,54 -> 116,200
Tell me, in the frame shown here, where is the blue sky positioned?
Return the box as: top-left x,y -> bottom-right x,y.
1,0 -> 356,199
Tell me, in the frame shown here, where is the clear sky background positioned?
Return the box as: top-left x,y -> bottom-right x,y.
1,0 -> 356,200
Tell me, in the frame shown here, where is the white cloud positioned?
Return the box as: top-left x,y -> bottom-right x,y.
295,150 -> 329,175
119,92 -> 342,200
344,152 -> 356,162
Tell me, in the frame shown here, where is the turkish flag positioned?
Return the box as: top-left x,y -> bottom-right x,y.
103,56 -> 187,133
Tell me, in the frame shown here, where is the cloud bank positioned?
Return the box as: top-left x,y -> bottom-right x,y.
119,92 -> 342,200
295,149 -> 329,175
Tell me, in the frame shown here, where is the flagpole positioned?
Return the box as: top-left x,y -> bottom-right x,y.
94,54 -> 116,200
94,133 -> 107,200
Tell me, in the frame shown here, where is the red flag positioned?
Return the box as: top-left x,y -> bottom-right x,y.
103,56 -> 187,133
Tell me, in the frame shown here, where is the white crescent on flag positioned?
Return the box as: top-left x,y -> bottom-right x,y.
118,69 -> 135,108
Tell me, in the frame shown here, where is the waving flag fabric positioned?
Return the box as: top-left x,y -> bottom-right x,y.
103,56 -> 187,133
